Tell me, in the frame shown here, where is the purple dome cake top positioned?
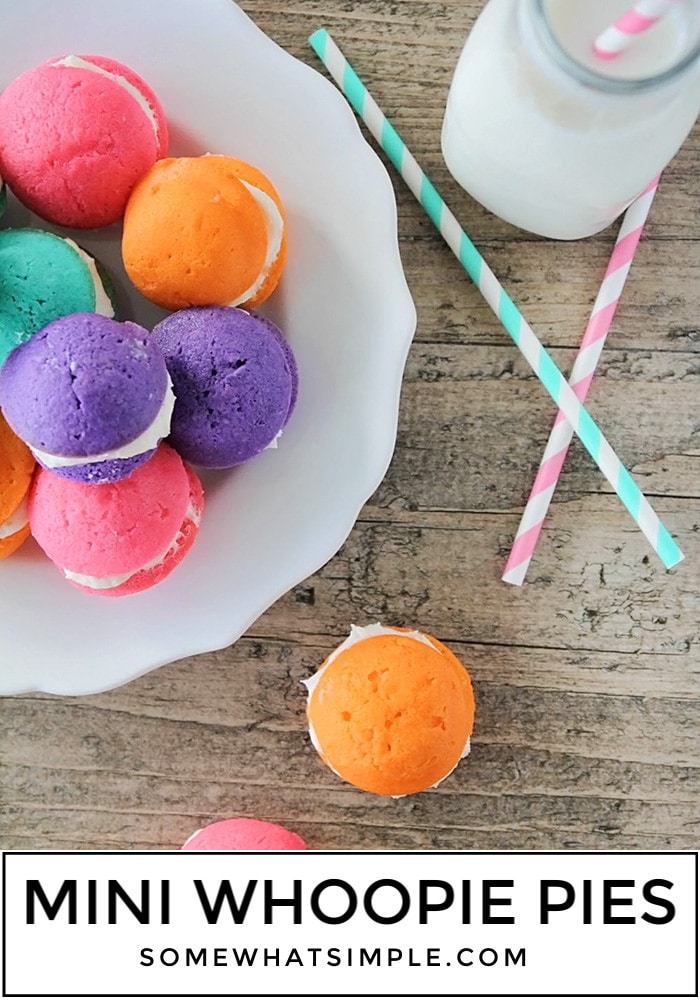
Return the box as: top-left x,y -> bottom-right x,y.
0,312 -> 171,458
151,305 -> 298,469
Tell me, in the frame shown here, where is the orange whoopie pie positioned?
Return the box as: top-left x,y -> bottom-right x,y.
0,410 -> 35,558
305,624 -> 475,796
122,154 -> 287,311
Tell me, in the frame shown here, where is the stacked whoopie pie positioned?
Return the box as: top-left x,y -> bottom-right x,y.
0,52 -> 479,817
0,53 -> 297,595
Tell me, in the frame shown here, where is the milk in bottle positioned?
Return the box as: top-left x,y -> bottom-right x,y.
441,0 -> 700,239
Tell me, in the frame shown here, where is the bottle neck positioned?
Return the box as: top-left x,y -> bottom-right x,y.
522,0 -> 700,95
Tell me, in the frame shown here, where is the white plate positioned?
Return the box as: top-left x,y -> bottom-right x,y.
0,0 -> 416,695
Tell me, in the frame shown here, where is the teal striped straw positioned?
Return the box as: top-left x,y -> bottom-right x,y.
308,28 -> 683,570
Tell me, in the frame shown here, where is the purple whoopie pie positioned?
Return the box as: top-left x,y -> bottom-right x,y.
151,305 -> 298,468
0,312 -> 174,484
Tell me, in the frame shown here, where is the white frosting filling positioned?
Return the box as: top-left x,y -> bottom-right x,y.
265,430 -> 282,451
63,499 -> 201,590
63,239 -> 115,317
53,56 -> 161,140
0,490 -> 29,540
303,623 -> 472,796
181,829 -> 202,848
31,375 -> 175,468
227,181 -> 285,307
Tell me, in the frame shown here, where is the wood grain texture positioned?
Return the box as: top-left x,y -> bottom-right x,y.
1,0 -> 698,852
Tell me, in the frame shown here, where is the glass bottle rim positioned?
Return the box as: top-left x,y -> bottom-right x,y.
531,0 -> 700,94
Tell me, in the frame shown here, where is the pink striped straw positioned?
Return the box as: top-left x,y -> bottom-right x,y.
592,0 -> 678,59
502,176 -> 661,586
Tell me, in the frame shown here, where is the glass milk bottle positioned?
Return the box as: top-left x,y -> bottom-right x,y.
441,0 -> 700,239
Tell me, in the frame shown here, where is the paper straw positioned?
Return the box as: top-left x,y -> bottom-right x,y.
593,0 -> 678,59
308,28 -> 683,570
502,176 -> 661,585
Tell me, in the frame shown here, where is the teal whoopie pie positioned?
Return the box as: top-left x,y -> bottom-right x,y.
0,227 -> 117,366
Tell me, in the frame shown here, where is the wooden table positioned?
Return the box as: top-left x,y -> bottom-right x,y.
2,0 -> 698,852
